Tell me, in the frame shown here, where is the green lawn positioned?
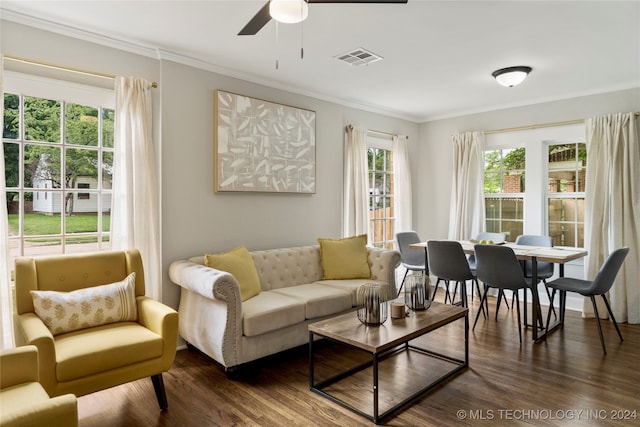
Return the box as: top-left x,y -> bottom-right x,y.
8,213 -> 110,240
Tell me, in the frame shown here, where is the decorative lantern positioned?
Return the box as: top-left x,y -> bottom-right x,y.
357,283 -> 389,326
405,272 -> 431,311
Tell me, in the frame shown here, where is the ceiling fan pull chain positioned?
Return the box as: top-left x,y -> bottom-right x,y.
275,21 -> 279,70
300,2 -> 304,59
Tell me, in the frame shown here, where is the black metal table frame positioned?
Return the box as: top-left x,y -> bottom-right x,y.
309,314 -> 469,424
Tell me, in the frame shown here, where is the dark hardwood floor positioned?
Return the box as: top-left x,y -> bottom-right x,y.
78,295 -> 640,426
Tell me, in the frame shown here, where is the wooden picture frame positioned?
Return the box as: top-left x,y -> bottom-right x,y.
214,90 -> 316,193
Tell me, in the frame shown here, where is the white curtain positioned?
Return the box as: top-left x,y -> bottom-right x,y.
448,131 -> 485,240
111,77 -> 162,301
0,56 -> 16,349
584,112 -> 639,323
393,135 -> 412,233
343,126 -> 369,239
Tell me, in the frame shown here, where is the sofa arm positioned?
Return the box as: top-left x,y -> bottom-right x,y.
168,260 -> 240,302
14,313 -> 57,395
1,393 -> 78,427
137,296 -> 179,371
0,345 -> 39,388
367,247 -> 402,297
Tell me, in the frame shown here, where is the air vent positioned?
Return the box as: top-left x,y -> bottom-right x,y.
335,47 -> 383,67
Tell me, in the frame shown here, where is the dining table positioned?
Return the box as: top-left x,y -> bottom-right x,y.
409,240 -> 588,341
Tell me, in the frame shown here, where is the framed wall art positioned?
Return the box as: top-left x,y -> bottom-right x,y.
214,89 -> 316,193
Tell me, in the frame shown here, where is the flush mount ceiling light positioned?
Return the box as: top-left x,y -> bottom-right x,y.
492,66 -> 532,87
269,0 -> 309,24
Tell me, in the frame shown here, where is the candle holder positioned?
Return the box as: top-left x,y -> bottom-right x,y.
405,272 -> 431,311
356,283 -> 389,326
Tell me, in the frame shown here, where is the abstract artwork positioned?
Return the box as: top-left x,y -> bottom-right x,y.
214,90 -> 316,193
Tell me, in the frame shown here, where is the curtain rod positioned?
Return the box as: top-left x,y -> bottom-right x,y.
3,55 -> 158,88
485,112 -> 640,135
345,124 -> 407,139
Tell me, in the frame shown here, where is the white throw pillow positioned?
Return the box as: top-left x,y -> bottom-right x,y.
31,272 -> 138,335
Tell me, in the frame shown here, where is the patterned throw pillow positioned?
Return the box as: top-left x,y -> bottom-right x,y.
30,272 -> 138,335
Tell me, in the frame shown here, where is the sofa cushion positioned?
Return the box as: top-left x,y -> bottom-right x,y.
205,246 -> 261,301
242,291 -> 306,337
316,279 -> 391,306
317,234 -> 371,280
271,284 -> 352,319
30,273 -> 137,336
54,322 -> 163,382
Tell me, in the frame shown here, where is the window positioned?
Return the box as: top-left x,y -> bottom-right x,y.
3,73 -> 115,271
367,136 -> 394,249
547,142 -> 586,247
483,124 -> 586,248
483,148 -> 525,241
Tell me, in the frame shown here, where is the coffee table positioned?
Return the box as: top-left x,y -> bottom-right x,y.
308,302 -> 468,424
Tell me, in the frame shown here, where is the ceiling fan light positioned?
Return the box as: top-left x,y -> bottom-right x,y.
270,0 -> 309,24
492,66 -> 532,87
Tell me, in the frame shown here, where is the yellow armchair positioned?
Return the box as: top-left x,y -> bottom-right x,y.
14,249 -> 179,410
0,345 -> 78,427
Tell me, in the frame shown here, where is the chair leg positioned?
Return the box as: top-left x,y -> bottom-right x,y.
431,277 -> 442,302
545,288 -> 557,336
474,278 -> 487,319
601,294 -> 624,342
515,293 -> 522,344
590,295 -> 607,354
543,280 -> 557,319
473,288 -> 490,331
151,373 -> 168,410
397,269 -> 409,297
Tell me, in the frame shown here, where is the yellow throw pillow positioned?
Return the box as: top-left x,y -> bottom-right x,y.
318,234 -> 371,280
205,246 -> 261,301
30,272 -> 138,336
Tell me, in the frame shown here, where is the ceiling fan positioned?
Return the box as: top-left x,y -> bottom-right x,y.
238,0 -> 408,36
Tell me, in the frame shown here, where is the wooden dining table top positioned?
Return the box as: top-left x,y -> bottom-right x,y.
409,240 -> 588,264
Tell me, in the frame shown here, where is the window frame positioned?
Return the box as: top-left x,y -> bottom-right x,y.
484,123 -> 586,247
366,135 -> 395,249
3,72 -> 115,265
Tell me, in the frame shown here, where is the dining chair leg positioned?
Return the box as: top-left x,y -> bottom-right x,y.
397,269 -> 409,297
601,294 -> 624,342
543,281 -> 557,319
473,278 -> 487,319
473,288 -> 490,331
515,293 -> 522,344
460,281 -> 468,308
590,295 -> 607,354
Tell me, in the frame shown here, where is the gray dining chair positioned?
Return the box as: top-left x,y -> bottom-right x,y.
468,232 -> 507,310
473,244 -> 534,343
545,247 -> 629,354
396,231 -> 427,296
427,240 -> 486,317
504,234 -> 556,325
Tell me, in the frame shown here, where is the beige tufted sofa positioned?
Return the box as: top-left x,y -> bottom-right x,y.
169,245 -> 400,371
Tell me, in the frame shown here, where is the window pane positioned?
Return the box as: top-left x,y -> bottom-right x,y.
24,145 -> 61,189
484,172 -> 501,193
3,93 -> 20,139
102,108 -> 115,148
501,198 -> 524,220
65,148 -> 98,193
101,193 -> 111,233
485,198 -> 500,220
65,103 -> 99,146
24,238 -> 63,257
24,96 -> 60,143
577,223 -> 584,248
4,142 -> 19,187
577,198 -> 585,222
7,192 -> 19,236
548,199 -> 564,222
24,192 -> 61,236
501,221 -> 523,241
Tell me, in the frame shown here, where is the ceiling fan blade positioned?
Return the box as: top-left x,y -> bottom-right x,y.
238,0 -> 407,36
238,1 -> 272,36
307,0 -> 407,3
